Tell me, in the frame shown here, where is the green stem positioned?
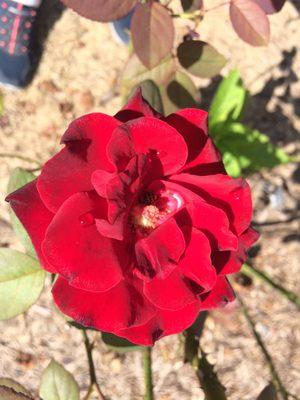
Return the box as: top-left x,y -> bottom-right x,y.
143,347 -> 154,400
238,296 -> 288,400
242,264 -> 300,309
184,312 -> 207,365
82,329 -> 106,400
289,155 -> 300,163
197,347 -> 227,400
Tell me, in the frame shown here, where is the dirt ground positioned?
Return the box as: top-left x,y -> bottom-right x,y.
0,1 -> 299,399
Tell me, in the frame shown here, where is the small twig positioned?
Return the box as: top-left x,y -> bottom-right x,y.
253,214 -> 300,227
0,152 -> 41,165
25,166 -> 41,173
205,1 -> 230,12
287,391 -> 300,400
143,347 -> 154,400
82,329 -> 106,400
241,264 -> 300,309
172,10 -> 203,20
289,154 -> 300,163
238,295 -> 289,400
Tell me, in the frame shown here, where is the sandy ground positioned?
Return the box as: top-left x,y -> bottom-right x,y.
0,1 -> 299,399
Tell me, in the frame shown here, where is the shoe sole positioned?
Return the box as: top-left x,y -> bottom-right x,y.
0,81 -> 23,90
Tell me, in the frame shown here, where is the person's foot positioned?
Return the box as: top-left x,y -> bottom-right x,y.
110,9 -> 134,45
0,0 -> 38,88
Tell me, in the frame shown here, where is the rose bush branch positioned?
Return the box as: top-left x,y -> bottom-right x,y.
82,329 -> 106,400
238,296 -> 290,400
205,1 -> 230,13
241,263 -> 300,309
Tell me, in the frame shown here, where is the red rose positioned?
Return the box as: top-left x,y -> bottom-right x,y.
7,90 -> 258,345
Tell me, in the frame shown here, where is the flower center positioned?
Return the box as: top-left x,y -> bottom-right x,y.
131,190 -> 184,232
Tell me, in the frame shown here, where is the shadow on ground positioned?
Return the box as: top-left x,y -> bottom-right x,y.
29,0 -> 65,84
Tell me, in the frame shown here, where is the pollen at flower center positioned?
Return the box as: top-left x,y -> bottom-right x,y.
131,190 -> 184,231
132,204 -> 161,229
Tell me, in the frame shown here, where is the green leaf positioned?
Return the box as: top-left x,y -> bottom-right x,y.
121,54 -> 175,99
222,151 -> 242,178
0,248 -> 45,320
102,332 -> 141,353
0,386 -> 33,399
136,80 -> 164,114
160,71 -> 199,115
177,40 -> 226,78
39,360 -> 79,400
217,122 -> 290,177
7,168 -> 36,257
209,70 -> 248,129
0,379 -> 32,397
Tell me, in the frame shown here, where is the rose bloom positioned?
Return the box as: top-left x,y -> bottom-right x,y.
7,90 -> 258,345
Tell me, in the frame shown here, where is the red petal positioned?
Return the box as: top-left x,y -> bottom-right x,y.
6,180 -> 55,272
240,226 -> 260,247
94,154 -> 155,241
170,173 -> 253,235
165,108 -> 223,174
115,88 -> 161,123
183,139 -> 225,176
199,277 -> 235,309
144,268 -> 201,311
115,318 -> 159,346
52,277 -> 155,333
116,302 -> 201,345
179,228 -> 217,291
212,250 -> 242,276
42,191 -> 126,292
91,170 -> 115,198
155,180 -> 238,251
135,218 -> 186,281
212,227 -> 260,275
37,113 -> 120,213
107,117 -> 188,175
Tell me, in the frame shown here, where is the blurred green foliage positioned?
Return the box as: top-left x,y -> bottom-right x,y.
209,70 -> 290,177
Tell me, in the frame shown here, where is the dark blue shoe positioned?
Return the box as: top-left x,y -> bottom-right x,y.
0,0 -> 38,88
110,9 -> 134,45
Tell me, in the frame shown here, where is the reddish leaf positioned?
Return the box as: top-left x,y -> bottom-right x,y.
230,0 -> 270,46
61,0 -> 137,22
131,2 -> 175,69
253,0 -> 286,14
